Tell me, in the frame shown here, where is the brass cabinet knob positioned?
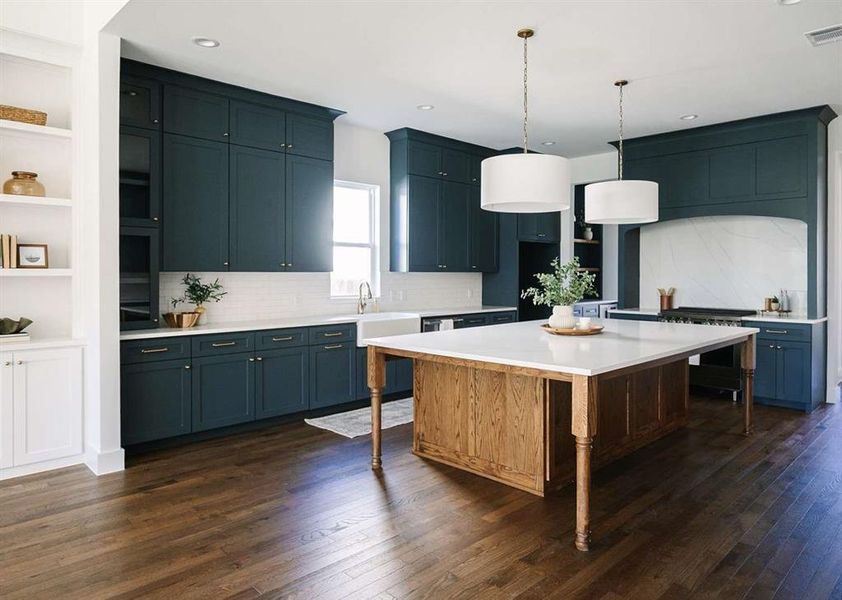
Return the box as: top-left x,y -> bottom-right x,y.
16,360 -> 23,365
287,144 -> 293,149
152,217 -> 159,222
256,357 -> 263,361
223,132 -> 229,137
184,365 -> 191,370
152,118 -> 159,124
3,361 -> 10,367
249,357 -> 255,362
223,261 -> 229,266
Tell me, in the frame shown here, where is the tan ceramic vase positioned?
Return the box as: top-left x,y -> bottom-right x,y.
3,171 -> 46,196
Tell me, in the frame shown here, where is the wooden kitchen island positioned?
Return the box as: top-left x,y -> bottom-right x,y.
366,319 -> 758,551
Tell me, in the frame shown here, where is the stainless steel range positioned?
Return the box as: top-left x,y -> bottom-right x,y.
659,307 -> 757,397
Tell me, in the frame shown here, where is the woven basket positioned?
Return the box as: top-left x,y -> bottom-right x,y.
0,105 -> 47,126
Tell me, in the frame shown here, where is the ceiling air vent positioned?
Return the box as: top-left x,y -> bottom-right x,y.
805,24 -> 842,47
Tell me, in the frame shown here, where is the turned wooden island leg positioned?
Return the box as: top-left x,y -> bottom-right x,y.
741,334 -> 755,436
571,374 -> 599,551
368,346 -> 387,469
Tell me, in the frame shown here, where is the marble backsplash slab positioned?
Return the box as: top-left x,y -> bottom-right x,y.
639,215 -> 808,313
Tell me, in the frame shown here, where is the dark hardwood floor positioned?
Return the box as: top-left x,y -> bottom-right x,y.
2,393 -> 842,599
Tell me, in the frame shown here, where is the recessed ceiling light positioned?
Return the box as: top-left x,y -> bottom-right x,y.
679,114 -> 698,121
541,141 -> 556,146
192,37 -> 220,48
416,104 -> 434,111
778,0 -> 801,5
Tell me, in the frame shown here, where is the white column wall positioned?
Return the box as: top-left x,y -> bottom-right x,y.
827,109 -> 841,404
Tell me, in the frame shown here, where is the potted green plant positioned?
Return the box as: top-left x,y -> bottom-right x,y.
770,295 -> 780,311
521,257 -> 596,329
169,273 -> 226,325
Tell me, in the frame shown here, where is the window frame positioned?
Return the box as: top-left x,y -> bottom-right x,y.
330,180 -> 380,299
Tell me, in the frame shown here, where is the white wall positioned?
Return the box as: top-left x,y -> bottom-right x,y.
827,109 -> 841,404
161,122 -> 482,323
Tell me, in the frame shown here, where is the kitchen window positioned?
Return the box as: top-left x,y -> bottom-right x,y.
331,181 -> 379,297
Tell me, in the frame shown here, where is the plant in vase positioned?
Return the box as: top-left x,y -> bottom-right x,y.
170,273 -> 226,325
521,257 -> 596,329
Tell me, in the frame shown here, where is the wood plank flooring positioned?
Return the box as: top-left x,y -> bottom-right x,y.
2,393 -> 841,599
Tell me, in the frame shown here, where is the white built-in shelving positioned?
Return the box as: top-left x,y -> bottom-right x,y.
0,268 -> 72,278
0,118 -> 71,138
0,193 -> 71,208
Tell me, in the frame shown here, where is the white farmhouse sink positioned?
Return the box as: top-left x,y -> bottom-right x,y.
325,312 -> 421,347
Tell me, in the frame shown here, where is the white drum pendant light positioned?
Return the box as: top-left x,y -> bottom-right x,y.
585,80 -> 658,224
481,29 -> 570,213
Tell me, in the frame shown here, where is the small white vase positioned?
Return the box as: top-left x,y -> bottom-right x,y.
583,226 -> 594,241
548,305 -> 576,329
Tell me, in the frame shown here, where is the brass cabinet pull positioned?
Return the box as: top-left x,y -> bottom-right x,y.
141,347 -> 169,354
272,336 -> 293,342
212,341 -> 237,347
249,357 -> 255,362
3,361 -> 10,367
765,329 -> 788,334
324,344 -> 343,350
184,365 -> 191,370
769,344 -> 775,349
256,357 -> 263,361
323,332 -> 344,337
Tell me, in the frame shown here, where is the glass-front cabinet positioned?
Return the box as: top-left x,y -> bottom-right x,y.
120,126 -> 161,227
119,227 -> 160,330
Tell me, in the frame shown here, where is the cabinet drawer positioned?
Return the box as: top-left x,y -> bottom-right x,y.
488,312 -> 516,324
255,328 -> 308,350
192,332 -> 255,357
755,323 -> 811,342
453,314 -> 488,329
308,324 -> 356,344
583,306 -> 600,317
121,338 -> 191,364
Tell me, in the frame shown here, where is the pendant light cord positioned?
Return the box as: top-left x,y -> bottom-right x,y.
617,82 -> 624,180
522,33 -> 529,154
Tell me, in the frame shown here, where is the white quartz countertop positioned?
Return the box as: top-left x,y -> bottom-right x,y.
120,306 -> 517,341
608,307 -> 826,325
366,319 -> 759,377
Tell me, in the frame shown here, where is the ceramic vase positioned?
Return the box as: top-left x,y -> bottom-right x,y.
583,226 -> 594,241
194,305 -> 206,324
548,305 -> 576,329
3,171 -> 45,197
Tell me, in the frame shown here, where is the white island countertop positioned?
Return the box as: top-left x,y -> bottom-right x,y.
367,319 -> 759,377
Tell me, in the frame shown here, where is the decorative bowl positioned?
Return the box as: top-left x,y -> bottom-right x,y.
541,323 -> 604,336
162,312 -> 200,328
0,317 -> 33,335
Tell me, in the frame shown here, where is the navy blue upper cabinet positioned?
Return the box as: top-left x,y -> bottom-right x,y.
229,145 -> 286,271
441,148 -> 471,184
121,359 -> 191,445
285,155 -> 333,272
440,182 -> 471,271
163,85 -> 229,142
286,114 -> 334,161
407,141 -> 443,179
120,74 -> 161,130
119,126 -> 161,227
192,353 -> 256,431
708,146 -> 755,203
664,152 -> 708,208
406,175 -> 441,271
230,100 -> 286,152
255,347 -> 309,418
469,187 -> 498,272
162,134 -> 229,271
309,342 -> 356,409
755,136 -> 806,199
469,155 -> 483,185
518,212 -> 560,242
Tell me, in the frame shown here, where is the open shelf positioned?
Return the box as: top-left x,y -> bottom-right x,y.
0,194 -> 71,208
0,268 -> 72,277
0,119 -> 72,139
574,238 -> 600,245
577,267 -> 601,273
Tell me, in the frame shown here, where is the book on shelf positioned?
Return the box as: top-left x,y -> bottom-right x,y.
0,332 -> 30,344
0,234 -> 19,268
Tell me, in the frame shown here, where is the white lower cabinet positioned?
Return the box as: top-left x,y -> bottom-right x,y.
0,347 -> 83,470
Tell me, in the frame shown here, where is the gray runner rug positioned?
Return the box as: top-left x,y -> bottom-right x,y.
304,397 -> 413,438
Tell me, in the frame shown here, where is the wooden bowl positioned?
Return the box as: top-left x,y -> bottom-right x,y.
163,312 -> 200,328
541,323 -> 604,336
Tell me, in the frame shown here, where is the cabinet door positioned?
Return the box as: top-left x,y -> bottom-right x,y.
309,342 -> 355,409
256,347 -> 309,418
120,74 -> 161,130
663,152 -> 708,208
163,85 -> 229,142
0,354 -> 12,469
469,187 -> 498,272
230,100 -> 286,152
120,126 -> 161,227
229,145 -> 286,271
286,114 -> 334,161
407,141 -> 442,179
754,342 -> 777,400
12,348 -> 82,466
407,175 -> 441,271
709,145 -> 755,204
441,148 -> 471,183
535,212 -> 560,242
389,358 -> 413,394
756,137 -> 807,200
192,353 -> 255,432
285,155 -> 333,272
776,341 -> 810,405
162,134 -> 229,271
468,154 -> 483,185
120,227 -> 160,330
440,181 -> 471,271
518,214 -> 538,241
121,359 -> 191,445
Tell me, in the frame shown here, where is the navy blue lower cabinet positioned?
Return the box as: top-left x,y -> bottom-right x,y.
356,348 -> 413,399
754,325 -> 820,412
192,352 -> 256,431
255,347 -> 309,418
310,342 -> 356,409
754,342 -> 778,400
777,341 -> 810,405
121,359 -> 191,445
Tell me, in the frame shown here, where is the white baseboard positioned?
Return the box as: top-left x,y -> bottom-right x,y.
0,454 -> 86,480
85,446 -> 125,475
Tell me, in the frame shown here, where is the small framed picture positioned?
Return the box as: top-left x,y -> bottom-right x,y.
17,244 -> 49,269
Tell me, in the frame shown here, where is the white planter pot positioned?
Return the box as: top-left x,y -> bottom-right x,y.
548,305 -> 576,329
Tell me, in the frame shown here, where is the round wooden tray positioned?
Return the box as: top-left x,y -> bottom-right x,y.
541,323 -> 604,336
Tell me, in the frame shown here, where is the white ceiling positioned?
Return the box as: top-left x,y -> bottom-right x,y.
108,0 -> 842,157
